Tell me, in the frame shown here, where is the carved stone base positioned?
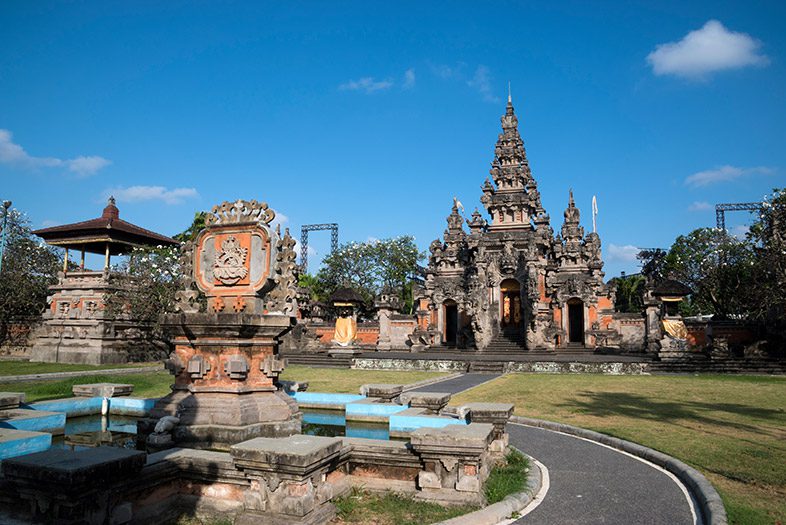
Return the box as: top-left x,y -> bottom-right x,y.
141,390 -> 301,450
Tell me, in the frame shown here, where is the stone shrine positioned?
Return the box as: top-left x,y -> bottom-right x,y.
30,197 -> 178,364
422,96 -> 619,351
141,199 -> 301,450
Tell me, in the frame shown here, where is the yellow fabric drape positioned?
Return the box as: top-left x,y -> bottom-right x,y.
333,317 -> 357,346
662,319 -> 688,340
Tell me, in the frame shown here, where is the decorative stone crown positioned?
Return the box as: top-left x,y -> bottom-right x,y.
205,199 -> 276,226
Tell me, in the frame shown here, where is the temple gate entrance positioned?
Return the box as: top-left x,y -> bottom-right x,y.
567,298 -> 584,344
499,279 -> 522,331
443,300 -> 458,346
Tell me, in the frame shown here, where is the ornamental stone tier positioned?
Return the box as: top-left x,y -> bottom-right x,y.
140,199 -> 301,450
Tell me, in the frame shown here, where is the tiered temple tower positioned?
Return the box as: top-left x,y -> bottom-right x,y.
422,97 -> 618,351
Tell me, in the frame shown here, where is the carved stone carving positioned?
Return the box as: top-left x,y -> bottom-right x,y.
213,236 -> 249,285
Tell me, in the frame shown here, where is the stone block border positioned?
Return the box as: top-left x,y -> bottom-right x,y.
432,448 -> 545,525
509,416 -> 727,525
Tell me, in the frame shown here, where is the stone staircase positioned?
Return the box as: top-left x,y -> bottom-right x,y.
467,361 -> 506,374
481,330 -> 526,354
282,352 -> 354,369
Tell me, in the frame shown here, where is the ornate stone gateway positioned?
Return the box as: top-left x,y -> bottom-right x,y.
141,199 -> 301,450
422,96 -> 619,352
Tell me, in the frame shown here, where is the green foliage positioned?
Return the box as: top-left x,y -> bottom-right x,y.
0,209 -> 61,341
313,236 -> 423,316
485,448 -> 530,504
661,227 -> 756,318
333,487 -> 478,525
104,245 -> 181,338
746,188 -> 786,327
611,273 -> 646,313
634,188 -> 785,328
173,211 -> 207,242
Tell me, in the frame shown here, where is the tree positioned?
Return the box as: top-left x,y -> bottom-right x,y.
747,188 -> 786,327
611,273 -> 646,313
104,245 -> 181,336
313,236 -> 424,316
0,209 -> 62,342
660,228 -> 756,318
173,211 -> 207,242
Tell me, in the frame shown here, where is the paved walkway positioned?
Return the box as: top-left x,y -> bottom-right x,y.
409,372 -> 500,393
416,373 -> 696,524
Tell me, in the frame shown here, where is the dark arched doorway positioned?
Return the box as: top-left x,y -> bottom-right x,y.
443,299 -> 458,346
499,279 -> 522,331
567,298 -> 584,345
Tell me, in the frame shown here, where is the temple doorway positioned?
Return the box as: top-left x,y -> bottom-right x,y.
567,298 -> 584,344
443,300 -> 458,346
499,279 -> 522,330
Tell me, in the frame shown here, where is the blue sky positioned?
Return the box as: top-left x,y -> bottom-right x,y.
1,1 -> 785,277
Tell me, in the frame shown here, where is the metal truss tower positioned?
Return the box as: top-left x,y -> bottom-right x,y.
300,223 -> 338,273
715,202 -> 762,231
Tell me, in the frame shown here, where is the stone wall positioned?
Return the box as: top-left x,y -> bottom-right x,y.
0,318 -> 38,359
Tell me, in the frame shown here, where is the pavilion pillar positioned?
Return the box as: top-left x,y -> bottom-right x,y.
104,243 -> 110,270
63,248 -> 69,274
80,248 -> 85,271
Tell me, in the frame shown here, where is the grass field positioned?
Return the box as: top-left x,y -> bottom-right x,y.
0,370 -> 174,402
451,373 -> 786,525
0,365 -> 448,402
0,360 -> 158,376
279,365 -> 450,393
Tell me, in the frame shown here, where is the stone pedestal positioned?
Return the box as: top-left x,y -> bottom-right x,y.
1,447 -> 146,525
399,391 -> 451,414
460,402 -> 513,455
0,392 -> 25,410
141,312 -> 300,450
231,435 -> 342,525
72,383 -> 134,398
359,383 -> 403,401
410,423 -> 494,505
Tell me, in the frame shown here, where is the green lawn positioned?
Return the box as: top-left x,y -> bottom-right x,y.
0,360 -> 158,376
279,365 -> 450,393
451,373 -> 786,525
0,365 -> 447,403
0,371 -> 174,402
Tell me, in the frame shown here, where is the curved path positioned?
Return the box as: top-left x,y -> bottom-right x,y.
509,424 -> 695,524
416,373 -> 697,524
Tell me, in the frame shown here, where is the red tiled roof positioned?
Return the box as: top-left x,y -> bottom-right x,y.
32,198 -> 178,253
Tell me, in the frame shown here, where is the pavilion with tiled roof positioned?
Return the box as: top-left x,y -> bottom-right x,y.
29,197 -> 179,364
33,196 -> 177,271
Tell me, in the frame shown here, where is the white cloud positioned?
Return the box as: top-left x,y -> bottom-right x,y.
467,65 -> 500,103
607,244 -> 640,263
684,165 -> 772,187
647,20 -> 768,79
0,129 -> 111,176
109,185 -> 198,205
270,210 -> 289,231
688,201 -> 713,211
339,77 -> 393,94
403,68 -> 416,89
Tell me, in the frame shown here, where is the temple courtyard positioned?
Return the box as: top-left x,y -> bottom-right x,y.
1,362 -> 783,524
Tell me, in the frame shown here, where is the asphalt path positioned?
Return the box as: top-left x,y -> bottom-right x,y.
414,373 -> 697,524
410,372 -> 500,393
509,424 -> 696,524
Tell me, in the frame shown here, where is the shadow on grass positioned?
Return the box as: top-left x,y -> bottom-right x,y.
561,391 -> 786,440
